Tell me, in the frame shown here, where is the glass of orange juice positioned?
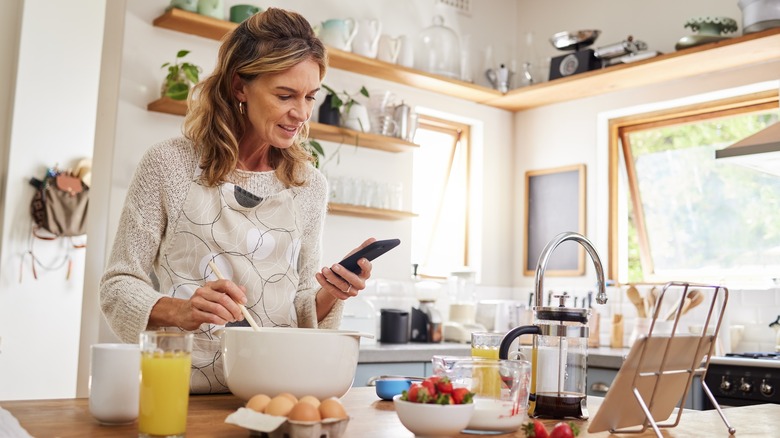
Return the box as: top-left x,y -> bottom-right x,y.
470,332 -> 504,397
138,331 -> 193,438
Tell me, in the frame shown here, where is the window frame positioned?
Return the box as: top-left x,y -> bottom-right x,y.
607,89 -> 780,281
412,114 -> 472,279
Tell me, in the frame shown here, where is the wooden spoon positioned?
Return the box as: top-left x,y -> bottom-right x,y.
626,285 -> 646,318
208,260 -> 261,331
681,289 -> 704,315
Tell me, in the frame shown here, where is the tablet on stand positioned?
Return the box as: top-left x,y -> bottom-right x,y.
587,282 -> 735,437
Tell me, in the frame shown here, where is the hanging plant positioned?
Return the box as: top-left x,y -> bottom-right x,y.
161,50 -> 202,100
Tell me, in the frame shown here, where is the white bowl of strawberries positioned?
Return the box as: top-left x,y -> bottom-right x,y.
393,376 -> 475,437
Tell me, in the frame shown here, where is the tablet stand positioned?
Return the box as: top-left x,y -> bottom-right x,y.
609,282 -> 735,437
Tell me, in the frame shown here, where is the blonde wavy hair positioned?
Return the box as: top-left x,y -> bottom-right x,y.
183,7 -> 328,187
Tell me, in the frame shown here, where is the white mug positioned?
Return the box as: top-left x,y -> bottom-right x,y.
396,35 -> 414,68
89,343 -> 140,424
352,18 -> 382,58
377,35 -> 402,64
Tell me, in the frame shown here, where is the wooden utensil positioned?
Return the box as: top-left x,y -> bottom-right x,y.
681,289 -> 704,315
208,260 -> 261,331
648,287 -> 659,318
626,285 -> 646,318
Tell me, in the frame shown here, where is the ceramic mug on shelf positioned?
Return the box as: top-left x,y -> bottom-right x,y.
317,18 -> 358,51
229,4 -> 261,23
197,0 -> 224,20
352,18 -> 383,58
377,35 -> 402,64
170,0 -> 198,12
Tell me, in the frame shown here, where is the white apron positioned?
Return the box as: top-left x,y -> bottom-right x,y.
156,169 -> 302,393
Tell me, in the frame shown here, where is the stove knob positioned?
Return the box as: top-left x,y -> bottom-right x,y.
720,376 -> 732,392
739,378 -> 752,394
760,379 -> 774,397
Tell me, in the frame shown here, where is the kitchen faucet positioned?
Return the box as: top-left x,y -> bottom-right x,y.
534,231 -> 607,308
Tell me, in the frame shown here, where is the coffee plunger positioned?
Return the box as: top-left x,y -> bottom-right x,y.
499,232 -> 607,419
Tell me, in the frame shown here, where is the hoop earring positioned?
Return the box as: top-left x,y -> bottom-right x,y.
239,101 -> 246,115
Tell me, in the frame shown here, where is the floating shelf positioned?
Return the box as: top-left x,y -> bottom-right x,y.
328,203 -> 417,220
146,97 -> 417,152
152,8 -> 780,111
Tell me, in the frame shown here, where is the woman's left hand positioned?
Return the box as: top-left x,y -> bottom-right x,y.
316,237 -> 375,300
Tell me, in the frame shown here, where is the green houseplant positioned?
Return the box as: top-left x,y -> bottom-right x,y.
161,50 -> 202,100
320,84 -> 370,131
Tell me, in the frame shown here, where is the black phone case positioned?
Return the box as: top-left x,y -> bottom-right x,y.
338,238 -> 401,274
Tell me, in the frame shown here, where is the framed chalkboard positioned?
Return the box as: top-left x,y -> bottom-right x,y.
523,164 -> 586,276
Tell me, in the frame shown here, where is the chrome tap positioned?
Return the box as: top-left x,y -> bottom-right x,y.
534,232 -> 607,308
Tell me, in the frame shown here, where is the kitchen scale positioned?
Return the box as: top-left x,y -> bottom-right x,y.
548,29 -> 602,80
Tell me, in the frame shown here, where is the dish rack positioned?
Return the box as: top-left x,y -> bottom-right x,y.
589,281 -> 735,437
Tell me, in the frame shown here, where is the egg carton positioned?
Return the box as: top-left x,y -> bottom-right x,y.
225,408 -> 350,438
251,418 -> 350,438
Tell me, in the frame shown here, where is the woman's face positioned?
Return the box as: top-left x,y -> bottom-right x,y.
235,59 -> 321,149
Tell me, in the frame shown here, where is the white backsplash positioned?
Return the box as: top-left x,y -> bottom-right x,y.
346,279 -> 780,354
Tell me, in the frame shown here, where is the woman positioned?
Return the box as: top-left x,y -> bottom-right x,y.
100,8 -> 374,393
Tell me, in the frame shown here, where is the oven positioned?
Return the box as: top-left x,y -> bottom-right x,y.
703,353 -> 780,408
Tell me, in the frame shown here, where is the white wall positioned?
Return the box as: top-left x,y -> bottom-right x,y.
0,0 -> 106,400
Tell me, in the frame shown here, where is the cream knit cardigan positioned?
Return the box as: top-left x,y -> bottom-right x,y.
99,137 -> 342,343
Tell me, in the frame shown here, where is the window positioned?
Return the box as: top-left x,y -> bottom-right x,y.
609,90 -> 780,286
410,115 -> 471,278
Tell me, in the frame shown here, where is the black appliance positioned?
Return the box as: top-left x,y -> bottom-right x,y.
549,49 -> 601,80
379,308 -> 409,344
703,353 -> 780,408
409,301 -> 442,343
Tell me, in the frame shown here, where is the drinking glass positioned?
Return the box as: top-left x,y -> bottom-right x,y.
138,331 -> 193,438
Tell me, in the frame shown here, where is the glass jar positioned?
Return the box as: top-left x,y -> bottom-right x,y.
414,15 -> 461,79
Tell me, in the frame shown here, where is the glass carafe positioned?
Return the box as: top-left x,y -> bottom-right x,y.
499,293 -> 590,419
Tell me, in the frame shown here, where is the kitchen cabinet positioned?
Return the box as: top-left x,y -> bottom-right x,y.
152,8 -> 780,112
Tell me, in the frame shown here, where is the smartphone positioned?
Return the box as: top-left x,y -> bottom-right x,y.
338,238 -> 401,274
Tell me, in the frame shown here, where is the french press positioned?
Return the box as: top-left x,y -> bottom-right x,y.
499,293 -> 590,418
499,232 -> 607,419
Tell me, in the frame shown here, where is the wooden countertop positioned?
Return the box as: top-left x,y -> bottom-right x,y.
2,387 -> 778,437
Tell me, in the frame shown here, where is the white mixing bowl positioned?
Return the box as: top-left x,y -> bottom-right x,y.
221,327 -> 369,401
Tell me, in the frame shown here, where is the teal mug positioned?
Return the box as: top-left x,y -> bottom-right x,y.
230,4 -> 262,23
170,0 -> 198,12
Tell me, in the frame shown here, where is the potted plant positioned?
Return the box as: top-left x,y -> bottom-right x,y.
161,50 -> 202,100
319,84 -> 371,132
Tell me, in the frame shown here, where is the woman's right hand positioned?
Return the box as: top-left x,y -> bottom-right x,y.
151,280 -> 248,331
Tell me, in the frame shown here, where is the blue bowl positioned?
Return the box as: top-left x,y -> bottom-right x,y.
375,378 -> 412,401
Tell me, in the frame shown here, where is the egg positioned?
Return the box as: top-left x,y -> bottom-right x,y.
276,392 -> 298,404
319,397 -> 348,420
287,401 -> 322,422
298,395 -> 321,408
246,393 -> 271,413
265,395 -> 295,417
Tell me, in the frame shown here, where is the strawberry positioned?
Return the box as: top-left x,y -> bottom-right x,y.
549,421 -> 579,438
404,383 -> 420,402
451,387 -> 473,405
420,379 -> 436,397
415,385 -> 433,403
436,377 -> 453,394
522,420 -> 549,438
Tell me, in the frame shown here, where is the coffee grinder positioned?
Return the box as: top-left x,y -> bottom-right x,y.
548,29 -> 602,80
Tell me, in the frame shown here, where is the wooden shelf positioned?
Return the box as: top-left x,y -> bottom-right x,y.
147,96 -> 187,116
146,97 -> 416,152
328,203 -> 417,220
152,9 -> 780,111
309,123 -> 417,152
